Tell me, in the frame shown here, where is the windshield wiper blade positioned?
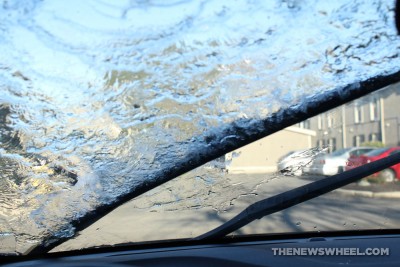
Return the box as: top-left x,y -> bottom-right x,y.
195,153 -> 400,240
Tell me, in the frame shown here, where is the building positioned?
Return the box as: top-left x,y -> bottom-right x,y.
224,84 -> 400,174
298,84 -> 400,152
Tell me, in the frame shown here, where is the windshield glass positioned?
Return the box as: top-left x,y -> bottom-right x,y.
1,0 -> 400,255
54,83 -> 400,252
366,147 -> 390,157
329,148 -> 352,157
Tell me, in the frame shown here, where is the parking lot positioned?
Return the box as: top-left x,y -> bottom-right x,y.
54,171 -> 400,252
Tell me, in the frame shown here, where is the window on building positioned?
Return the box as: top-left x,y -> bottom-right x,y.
327,113 -> 334,128
368,133 -> 381,142
354,104 -> 363,123
298,119 -> 311,129
317,115 -> 323,130
328,138 -> 336,153
353,134 -> 365,147
369,99 -> 379,121
317,139 -> 325,148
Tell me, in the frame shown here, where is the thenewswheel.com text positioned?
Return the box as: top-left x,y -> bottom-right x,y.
271,247 -> 389,256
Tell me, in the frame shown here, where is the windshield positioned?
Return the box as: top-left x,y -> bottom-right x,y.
1,0 -> 400,255
329,148 -> 352,157
366,147 -> 390,157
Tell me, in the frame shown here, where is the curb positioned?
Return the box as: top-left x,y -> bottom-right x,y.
335,189 -> 400,199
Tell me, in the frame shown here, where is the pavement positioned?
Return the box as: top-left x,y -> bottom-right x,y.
54,172 -> 400,253
8,170 -> 400,255
335,180 -> 400,199
335,188 -> 400,198
301,174 -> 400,199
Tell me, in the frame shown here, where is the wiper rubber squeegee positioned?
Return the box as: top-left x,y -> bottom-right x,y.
195,152 -> 400,240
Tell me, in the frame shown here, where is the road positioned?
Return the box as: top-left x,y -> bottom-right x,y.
54,171 -> 400,252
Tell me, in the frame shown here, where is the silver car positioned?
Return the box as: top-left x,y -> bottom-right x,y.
277,148 -> 326,176
305,147 -> 374,176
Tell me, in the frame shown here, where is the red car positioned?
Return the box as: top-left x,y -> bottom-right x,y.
345,147 -> 400,182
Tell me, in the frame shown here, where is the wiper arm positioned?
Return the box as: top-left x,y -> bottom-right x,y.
195,153 -> 400,240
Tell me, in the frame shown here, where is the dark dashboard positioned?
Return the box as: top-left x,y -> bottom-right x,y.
3,232 -> 400,267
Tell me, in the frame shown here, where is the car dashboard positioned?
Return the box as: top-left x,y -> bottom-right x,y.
3,232 -> 400,267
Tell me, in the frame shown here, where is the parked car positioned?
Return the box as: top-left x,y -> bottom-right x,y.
277,150 -> 304,176
305,147 -> 374,176
346,147 -> 400,182
277,149 -> 322,176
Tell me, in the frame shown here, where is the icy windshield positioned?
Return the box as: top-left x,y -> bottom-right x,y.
1,0 -> 400,255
